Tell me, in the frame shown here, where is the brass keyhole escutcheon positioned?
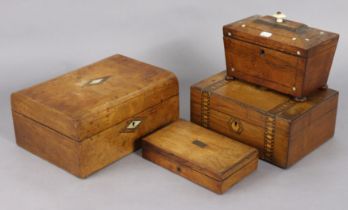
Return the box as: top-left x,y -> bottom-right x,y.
232,121 -> 239,131
229,118 -> 243,134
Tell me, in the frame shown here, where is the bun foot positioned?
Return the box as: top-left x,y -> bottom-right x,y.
320,84 -> 328,90
293,96 -> 307,102
225,75 -> 235,80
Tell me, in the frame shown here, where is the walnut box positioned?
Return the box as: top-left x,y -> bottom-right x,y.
191,71 -> 338,168
223,14 -> 339,99
11,54 -> 179,178
142,120 -> 258,194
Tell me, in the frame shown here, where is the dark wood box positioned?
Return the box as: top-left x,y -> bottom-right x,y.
191,71 -> 338,168
142,120 -> 258,194
223,14 -> 339,99
11,54 -> 179,178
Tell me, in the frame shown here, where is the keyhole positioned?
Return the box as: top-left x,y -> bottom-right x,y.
132,122 -> 135,126
259,49 -> 265,57
232,121 -> 239,131
230,119 -> 242,134
176,166 -> 181,173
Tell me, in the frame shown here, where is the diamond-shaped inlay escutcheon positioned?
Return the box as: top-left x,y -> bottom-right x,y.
127,120 -> 142,129
122,118 -> 144,133
86,76 -> 110,86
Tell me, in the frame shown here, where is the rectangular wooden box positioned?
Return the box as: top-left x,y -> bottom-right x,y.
11,54 -> 179,178
191,71 -> 338,168
223,15 -> 339,99
142,120 -> 258,194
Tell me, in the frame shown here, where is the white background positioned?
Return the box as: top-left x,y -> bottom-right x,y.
0,0 -> 347,209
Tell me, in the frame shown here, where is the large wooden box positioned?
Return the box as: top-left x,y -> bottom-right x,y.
223,14 -> 339,99
191,71 -> 338,168
11,54 -> 179,178
142,120 -> 258,194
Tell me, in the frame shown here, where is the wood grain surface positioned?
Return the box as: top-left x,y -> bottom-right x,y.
142,120 -> 258,194
11,54 -> 179,141
11,55 -> 179,177
223,15 -> 339,97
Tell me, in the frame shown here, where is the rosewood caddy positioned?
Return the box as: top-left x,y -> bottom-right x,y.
223,14 -> 339,101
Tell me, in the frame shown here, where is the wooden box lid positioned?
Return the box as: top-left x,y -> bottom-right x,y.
223,14 -> 339,57
11,55 -> 178,141
142,120 -> 258,181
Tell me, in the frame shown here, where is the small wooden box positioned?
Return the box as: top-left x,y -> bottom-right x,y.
191,71 -> 338,168
11,54 -> 179,178
223,14 -> 339,99
142,120 -> 258,194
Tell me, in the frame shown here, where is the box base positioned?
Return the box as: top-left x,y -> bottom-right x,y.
13,95 -> 179,178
